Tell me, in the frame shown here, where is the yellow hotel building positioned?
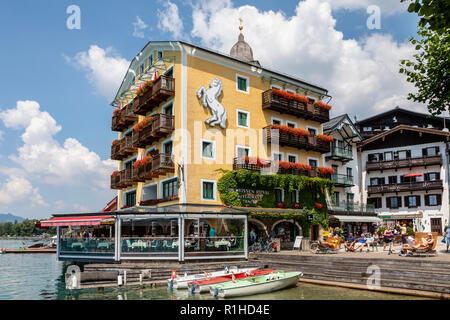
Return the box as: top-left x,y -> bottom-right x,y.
110,30 -> 332,211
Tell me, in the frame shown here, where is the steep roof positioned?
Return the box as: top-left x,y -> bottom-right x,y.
355,106 -> 447,125
323,114 -> 362,142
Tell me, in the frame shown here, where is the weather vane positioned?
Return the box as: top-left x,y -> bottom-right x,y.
239,18 -> 243,31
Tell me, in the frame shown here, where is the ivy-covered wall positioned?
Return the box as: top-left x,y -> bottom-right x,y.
217,169 -> 334,236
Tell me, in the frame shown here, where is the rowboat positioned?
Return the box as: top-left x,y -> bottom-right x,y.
167,266 -> 258,289
188,269 -> 277,294
209,271 -> 303,298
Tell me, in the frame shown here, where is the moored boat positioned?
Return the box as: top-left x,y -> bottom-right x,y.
167,266 -> 258,289
209,271 -> 303,298
188,269 -> 277,294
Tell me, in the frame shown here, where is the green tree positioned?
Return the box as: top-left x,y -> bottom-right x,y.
399,0 -> 450,116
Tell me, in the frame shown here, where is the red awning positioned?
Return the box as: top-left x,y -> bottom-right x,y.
40,216 -> 114,227
102,196 -> 117,212
404,173 -> 422,178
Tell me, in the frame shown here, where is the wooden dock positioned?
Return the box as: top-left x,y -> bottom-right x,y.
1,248 -> 56,254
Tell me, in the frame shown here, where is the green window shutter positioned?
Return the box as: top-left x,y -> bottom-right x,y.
203,182 -> 214,199
238,77 -> 247,91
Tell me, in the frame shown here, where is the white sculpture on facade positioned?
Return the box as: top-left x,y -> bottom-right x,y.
196,77 -> 228,129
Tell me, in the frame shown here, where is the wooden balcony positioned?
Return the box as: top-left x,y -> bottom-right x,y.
133,76 -> 175,115
110,168 -> 135,190
366,155 -> 442,172
111,104 -> 138,132
132,114 -> 175,148
262,90 -> 329,123
111,136 -> 137,161
263,126 -> 331,154
367,180 -> 443,195
232,158 -> 331,179
132,153 -> 175,183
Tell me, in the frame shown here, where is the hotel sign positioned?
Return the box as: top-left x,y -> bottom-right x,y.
228,188 -> 270,205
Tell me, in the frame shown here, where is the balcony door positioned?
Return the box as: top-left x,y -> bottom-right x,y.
430,218 -> 442,235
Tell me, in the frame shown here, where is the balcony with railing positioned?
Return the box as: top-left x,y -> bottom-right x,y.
325,146 -> 353,163
331,174 -> 354,187
232,158 -> 332,179
111,136 -> 137,161
367,179 -> 443,195
263,126 -> 331,154
111,168 -> 135,190
366,155 -> 442,172
132,114 -> 175,148
262,89 -> 330,123
330,201 -> 375,215
133,76 -> 175,116
111,103 -> 139,132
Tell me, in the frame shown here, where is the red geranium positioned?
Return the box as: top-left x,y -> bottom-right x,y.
112,139 -> 121,146
133,155 -> 152,168
272,88 -> 309,104
270,124 -> 310,137
317,166 -> 335,175
136,80 -> 153,96
112,171 -> 119,177
276,202 -> 287,208
314,202 -> 323,209
134,116 -> 153,132
317,134 -> 334,143
113,109 -> 121,117
314,101 -> 332,111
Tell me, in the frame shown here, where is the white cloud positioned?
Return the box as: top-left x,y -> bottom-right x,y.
65,45 -> 129,101
322,0 -> 408,15
0,100 -> 117,190
189,0 -> 421,119
157,1 -> 185,39
133,16 -> 148,38
0,173 -> 46,207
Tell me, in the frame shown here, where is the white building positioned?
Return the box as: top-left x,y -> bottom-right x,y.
360,125 -> 450,234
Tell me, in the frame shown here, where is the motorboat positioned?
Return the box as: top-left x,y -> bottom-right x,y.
209,271 -> 303,298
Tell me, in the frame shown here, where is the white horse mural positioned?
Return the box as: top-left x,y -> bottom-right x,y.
196,77 -> 228,129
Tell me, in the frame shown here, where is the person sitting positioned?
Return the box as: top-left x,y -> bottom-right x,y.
353,234 -> 367,251
318,234 -> 339,249
344,233 -> 356,251
413,235 -> 434,249
366,233 -> 376,252
405,235 -> 415,247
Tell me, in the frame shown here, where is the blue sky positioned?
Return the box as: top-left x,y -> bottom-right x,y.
0,0 -> 420,218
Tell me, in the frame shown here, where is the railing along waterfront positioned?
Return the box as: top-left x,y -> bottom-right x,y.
366,155 -> 442,172
132,114 -> 175,148
262,89 -> 329,123
367,179 -> 443,195
111,135 -> 137,160
133,76 -> 175,115
331,174 -> 354,186
263,126 -> 331,153
331,201 -> 375,214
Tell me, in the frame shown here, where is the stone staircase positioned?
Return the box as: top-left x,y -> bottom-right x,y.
257,253 -> 450,296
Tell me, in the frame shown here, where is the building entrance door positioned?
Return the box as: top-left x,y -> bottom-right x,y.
430,218 -> 442,235
311,225 -> 320,241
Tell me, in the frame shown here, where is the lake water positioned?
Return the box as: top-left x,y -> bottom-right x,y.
0,239 -> 430,300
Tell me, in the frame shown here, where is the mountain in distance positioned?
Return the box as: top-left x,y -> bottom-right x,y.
0,213 -> 25,223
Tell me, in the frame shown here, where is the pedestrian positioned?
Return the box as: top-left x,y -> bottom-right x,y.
383,225 -> 394,254
249,228 -> 256,245
209,227 -> 216,240
399,223 -> 407,245
444,225 -> 450,252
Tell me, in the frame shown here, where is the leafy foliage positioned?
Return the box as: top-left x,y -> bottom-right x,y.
0,219 -> 56,237
401,0 -> 450,35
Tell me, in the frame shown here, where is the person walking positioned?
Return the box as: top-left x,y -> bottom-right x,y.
383,225 -> 394,254
444,226 -> 450,252
399,223 -> 407,246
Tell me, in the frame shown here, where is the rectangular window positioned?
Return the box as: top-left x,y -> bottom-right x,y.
163,102 -> 173,115
288,155 -> 297,163
162,178 -> 178,199
201,140 -> 214,159
202,181 -> 215,200
163,141 -> 173,154
273,153 -> 283,161
346,167 -> 352,177
387,197 -> 401,209
275,189 -> 283,203
388,176 -> 397,184
395,150 -> 410,160
425,194 -> 441,206
368,153 -> 383,162
424,172 -> 440,181
236,75 -> 249,93
423,146 -> 439,157
363,127 -> 372,132
332,165 -> 338,174
237,110 -> 249,127
334,192 -> 340,205
290,191 -> 297,203
125,191 -> 136,207
271,118 -> 282,125
307,128 -> 317,136
368,197 -> 382,209
384,152 -> 393,161
286,121 -> 296,128
405,195 -> 420,208
157,51 -> 163,60
148,55 -> 153,68
237,146 -> 250,158
308,159 -> 318,168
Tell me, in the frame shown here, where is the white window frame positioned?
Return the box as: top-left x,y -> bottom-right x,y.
236,74 -> 250,94
306,95 -> 317,104
307,157 -> 320,167
271,117 -> 283,125
236,109 -> 250,128
287,153 -> 298,163
141,182 -> 158,201
123,188 -> 137,206
145,145 -> 156,155
270,84 -> 282,90
274,188 -> 284,202
286,88 -> 296,94
159,176 -> 179,199
162,137 -> 174,154
286,121 -> 297,128
157,50 -> 163,60
201,179 -> 217,201
236,145 -> 251,158
306,126 -> 319,136
272,151 -> 284,162
162,99 -> 174,115
200,138 -> 216,160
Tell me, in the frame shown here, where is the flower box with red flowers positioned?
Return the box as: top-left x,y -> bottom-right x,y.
133,155 -> 152,168
317,134 -> 334,143
293,203 -> 303,209
112,139 -> 121,146
239,156 -> 271,168
317,166 -> 335,175
134,116 -> 153,132
272,88 -> 309,104
276,202 -> 287,208
113,109 -> 121,117
314,101 -> 332,111
136,80 -> 153,96
111,170 -> 119,177
270,124 -> 310,137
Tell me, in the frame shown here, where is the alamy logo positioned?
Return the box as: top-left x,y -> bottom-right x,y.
66,5 -> 81,30
366,264 -> 381,290
197,78 -> 228,129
